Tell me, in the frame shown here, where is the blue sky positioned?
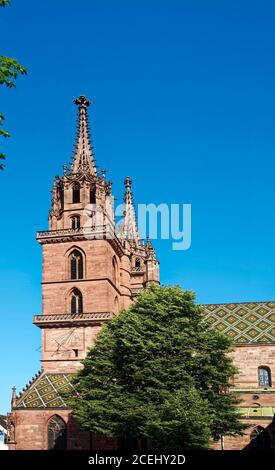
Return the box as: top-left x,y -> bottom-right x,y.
0,0 -> 275,413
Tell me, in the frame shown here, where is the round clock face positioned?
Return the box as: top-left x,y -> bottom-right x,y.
45,328 -> 84,353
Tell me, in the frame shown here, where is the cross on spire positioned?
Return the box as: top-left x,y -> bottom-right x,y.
71,95 -> 97,176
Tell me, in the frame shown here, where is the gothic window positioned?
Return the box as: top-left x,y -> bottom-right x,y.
90,188 -> 96,204
72,183 -> 80,203
70,250 -> 83,280
71,289 -> 83,314
258,366 -> 272,387
71,215 -> 80,230
48,415 -> 67,450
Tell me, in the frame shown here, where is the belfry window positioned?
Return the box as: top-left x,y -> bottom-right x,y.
71,289 -> 83,314
90,188 -> 96,204
72,183 -> 80,203
60,188 -> 64,209
258,366 -> 272,387
71,215 -> 80,230
70,250 -> 83,280
135,258 -> 141,270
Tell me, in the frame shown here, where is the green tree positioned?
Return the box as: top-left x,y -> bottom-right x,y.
0,0 -> 26,169
67,285 -> 245,450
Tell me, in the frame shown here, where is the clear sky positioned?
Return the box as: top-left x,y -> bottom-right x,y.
0,0 -> 274,413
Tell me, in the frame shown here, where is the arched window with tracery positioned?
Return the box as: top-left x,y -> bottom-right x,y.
71,215 -> 80,230
70,249 -> 83,280
72,183 -> 80,203
48,415 -> 67,450
258,366 -> 272,387
71,288 -> 83,314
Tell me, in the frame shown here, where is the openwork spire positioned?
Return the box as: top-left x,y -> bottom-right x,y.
71,95 -> 97,175
120,177 -> 140,244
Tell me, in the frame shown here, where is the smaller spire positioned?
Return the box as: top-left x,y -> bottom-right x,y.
119,177 -> 140,244
11,386 -> 17,410
145,235 -> 156,258
71,95 -> 97,176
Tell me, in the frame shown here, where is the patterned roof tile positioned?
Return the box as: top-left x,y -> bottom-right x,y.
16,372 -> 74,409
204,301 -> 275,344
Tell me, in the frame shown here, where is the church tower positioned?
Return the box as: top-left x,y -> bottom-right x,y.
8,96 -> 159,450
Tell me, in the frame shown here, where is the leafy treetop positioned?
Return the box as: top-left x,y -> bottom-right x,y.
0,0 -> 27,169
66,284 -> 245,450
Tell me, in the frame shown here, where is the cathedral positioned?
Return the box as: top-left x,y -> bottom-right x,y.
7,96 -> 275,450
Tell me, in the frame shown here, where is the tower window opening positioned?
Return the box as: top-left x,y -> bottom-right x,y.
60,188 -> 64,209
72,183 -> 80,203
70,249 -> 83,280
71,289 -> 83,314
135,258 -> 141,270
71,215 -> 80,229
90,188 -> 96,204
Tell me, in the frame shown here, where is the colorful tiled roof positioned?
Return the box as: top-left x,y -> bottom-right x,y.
16,372 -> 74,409
203,301 -> 275,344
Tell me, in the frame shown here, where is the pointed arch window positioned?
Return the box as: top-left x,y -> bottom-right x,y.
48,415 -> 67,450
72,183 -> 80,203
258,366 -> 271,387
70,250 -> 83,280
71,215 -> 80,230
71,289 -> 83,314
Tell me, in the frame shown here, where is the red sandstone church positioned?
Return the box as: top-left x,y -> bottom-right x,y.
7,96 -> 275,450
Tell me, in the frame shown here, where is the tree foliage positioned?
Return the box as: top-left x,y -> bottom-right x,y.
0,0 -> 27,169
0,1 -> 11,7
67,285 -> 245,450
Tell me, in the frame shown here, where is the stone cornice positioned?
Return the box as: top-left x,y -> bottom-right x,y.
36,226 -> 125,257
33,312 -> 114,328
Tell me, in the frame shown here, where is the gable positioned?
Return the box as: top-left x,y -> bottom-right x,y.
16,372 -> 74,409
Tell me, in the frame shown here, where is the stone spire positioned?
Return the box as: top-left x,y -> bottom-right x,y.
70,95 -> 97,176
145,235 -> 157,260
120,177 -> 140,245
11,386 -> 17,410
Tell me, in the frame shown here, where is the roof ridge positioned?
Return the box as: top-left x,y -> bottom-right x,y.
203,300 -> 275,306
